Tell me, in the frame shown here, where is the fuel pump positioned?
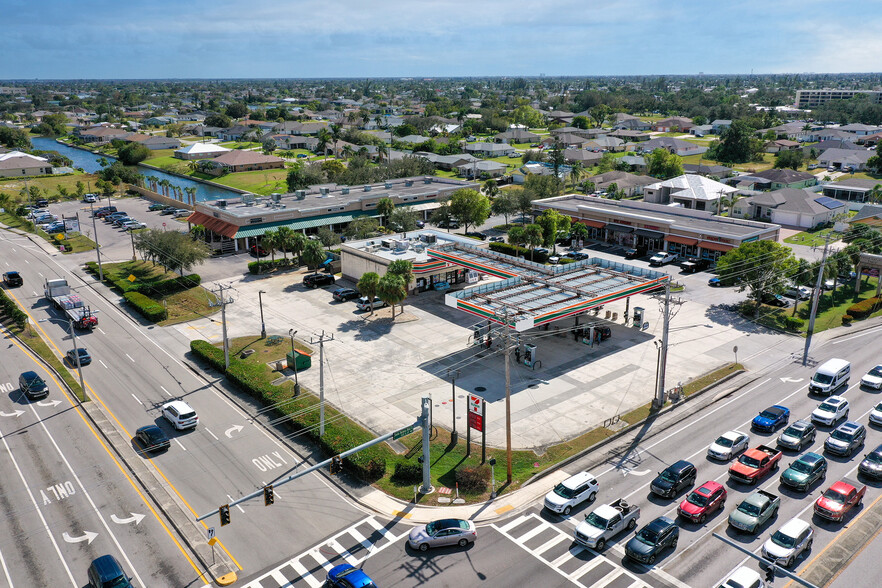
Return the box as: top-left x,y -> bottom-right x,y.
632,306 -> 644,328
524,343 -> 537,368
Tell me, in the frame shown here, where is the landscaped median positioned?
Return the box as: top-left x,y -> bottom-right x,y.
189,333 -> 744,505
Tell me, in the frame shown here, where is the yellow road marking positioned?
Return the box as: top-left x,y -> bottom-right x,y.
494,504 -> 514,515
391,510 -> 413,519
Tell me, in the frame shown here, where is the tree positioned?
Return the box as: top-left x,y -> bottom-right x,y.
262,139 -> 277,154
75,181 -> 85,198
225,103 -> 249,119
449,188 -> 491,235
536,209 -> 571,252
572,116 -> 591,130
523,224 -> 544,261
511,188 -> 536,224
357,272 -> 381,315
205,113 -> 232,128
646,148 -> 684,179
716,240 -> 797,316
483,179 -> 499,199
275,226 -> 295,261
288,232 -> 307,264
571,221 -> 589,243
596,152 -> 617,174
507,225 -> 525,248
774,149 -> 804,170
117,142 -> 150,165
98,157 -> 108,169
330,123 -> 342,158
376,197 -> 395,227
302,240 -> 326,273
568,161 -> 584,189
344,216 -> 380,239
133,229 -> 210,276
316,226 -> 341,249
388,207 -> 418,233
316,128 -> 331,156
261,229 -> 280,263
491,190 -> 518,225
387,259 -> 414,312
589,104 -> 611,128
706,120 -> 763,164
377,273 -> 407,318
524,174 -> 563,199
867,142 -> 882,174
549,140 -> 565,175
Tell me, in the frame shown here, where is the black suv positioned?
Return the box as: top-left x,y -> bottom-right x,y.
3,271 -> 23,287
303,273 -> 335,288
625,246 -> 647,259
19,371 -> 49,400
650,460 -> 697,498
680,257 -> 710,273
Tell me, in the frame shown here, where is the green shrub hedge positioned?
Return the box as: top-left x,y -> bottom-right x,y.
390,460 -> 423,484
0,289 -> 28,328
488,242 -> 549,264
248,258 -> 297,275
189,340 -> 389,481
846,297 -> 882,320
454,465 -> 490,493
124,291 -> 167,322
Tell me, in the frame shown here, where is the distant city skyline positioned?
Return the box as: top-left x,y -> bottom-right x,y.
3,0 -> 882,80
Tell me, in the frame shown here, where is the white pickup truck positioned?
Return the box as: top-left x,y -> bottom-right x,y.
573,498 -> 640,550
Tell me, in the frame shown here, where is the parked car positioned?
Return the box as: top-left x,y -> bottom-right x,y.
680,257 -> 711,273
625,246 -> 648,259
708,276 -> 722,287
728,444 -> 782,485
43,222 -> 66,233
159,206 -> 177,215
465,231 -> 487,240
649,251 -> 678,266
161,400 -> 198,430
332,288 -> 360,302
650,460 -> 697,498
761,293 -> 790,308
112,217 -> 134,227
543,471 -> 598,515
861,365 -> 882,389
407,519 -> 477,551
65,347 -> 92,366
87,554 -> 132,588
824,421 -> 866,456
303,273 -> 335,288
94,207 -> 118,218
780,452 -> 827,492
19,370 -> 49,400
326,563 -> 377,588
707,430 -> 750,461
83,193 -> 99,203
783,285 -> 811,300
777,420 -> 816,451
677,480 -> 726,523
249,244 -> 269,257
356,296 -> 386,312
123,221 -> 147,231
811,396 -> 849,426
762,518 -> 813,568
173,209 -> 190,218
147,202 -> 166,211
437,220 -> 460,229
625,516 -> 679,564
135,424 -> 171,453
2,271 -> 23,287
751,405 -> 789,433
858,443 -> 882,480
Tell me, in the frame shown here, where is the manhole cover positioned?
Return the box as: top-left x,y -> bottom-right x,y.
475,386 -> 486,392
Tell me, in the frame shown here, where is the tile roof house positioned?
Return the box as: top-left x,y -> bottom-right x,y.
219,125 -> 260,142
818,148 -> 874,171
750,168 -> 818,190
652,117 -> 693,132
0,151 -> 53,177
640,137 -> 707,156
643,174 -> 737,213
682,163 -> 733,177
456,160 -> 507,179
612,118 -> 651,131
268,134 -> 319,151
416,152 -> 480,170
710,120 -> 733,133
495,128 -> 540,144
836,123 -> 881,136
619,155 -> 648,173
805,139 -> 863,153
563,149 -> 603,165
609,129 -> 652,142
77,126 -> 130,144
849,204 -> 882,227
583,137 -> 625,152
542,133 -> 588,148
733,188 -> 846,228
203,150 -> 285,175
464,142 -> 516,157
587,170 -> 656,196
764,139 -> 800,153
130,134 -> 181,150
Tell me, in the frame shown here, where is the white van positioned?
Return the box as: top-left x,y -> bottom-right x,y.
809,358 -> 850,396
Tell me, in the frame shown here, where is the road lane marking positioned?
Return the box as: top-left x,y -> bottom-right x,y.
160,385 -> 172,396
99,359 -> 108,369
97,327 -> 106,335
131,394 -> 143,406
228,495 -> 245,514
174,438 -> 187,451
205,428 -> 219,441
125,353 -> 135,362
832,325 -> 882,344
0,541 -> 13,588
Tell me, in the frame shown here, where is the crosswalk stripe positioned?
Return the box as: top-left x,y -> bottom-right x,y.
326,538 -> 359,566
566,555 -> 607,580
268,569 -> 293,587
533,532 -> 569,556
498,514 -> 531,534
348,528 -> 373,560
516,521 -> 553,544
550,546 -> 577,567
289,559 -> 322,588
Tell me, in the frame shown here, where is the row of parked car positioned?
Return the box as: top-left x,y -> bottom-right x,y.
147,202 -> 190,217
91,206 -> 147,231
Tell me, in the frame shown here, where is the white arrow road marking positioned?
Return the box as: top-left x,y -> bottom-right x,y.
625,469 -> 651,476
780,377 -> 804,383
0,410 -> 25,418
111,513 -> 145,526
62,531 -> 98,545
36,400 -> 62,408
225,424 -> 243,438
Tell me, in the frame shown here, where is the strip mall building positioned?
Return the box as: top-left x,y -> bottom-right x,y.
533,195 -> 780,263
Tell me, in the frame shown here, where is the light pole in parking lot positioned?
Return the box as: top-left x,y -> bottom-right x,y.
288,329 -> 300,396
258,290 -> 267,339
88,201 -> 104,281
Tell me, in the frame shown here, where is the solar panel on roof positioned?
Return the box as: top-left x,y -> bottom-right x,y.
815,196 -> 844,210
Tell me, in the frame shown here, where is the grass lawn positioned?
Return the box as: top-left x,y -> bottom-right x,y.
488,155 -> 523,170
0,173 -> 99,200
211,169 -> 290,195
835,172 -> 882,183
218,141 -> 260,150
143,155 -> 191,174
144,149 -> 177,161
36,228 -> 96,253
784,227 -> 844,247
434,170 -> 458,179
801,276 -> 882,333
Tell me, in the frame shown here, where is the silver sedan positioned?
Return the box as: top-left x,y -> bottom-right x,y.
407,519 -> 477,551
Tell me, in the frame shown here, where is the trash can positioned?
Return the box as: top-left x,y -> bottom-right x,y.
286,349 -> 312,371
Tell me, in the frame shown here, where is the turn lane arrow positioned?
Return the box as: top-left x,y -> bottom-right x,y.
225,424 -> 243,439
111,512 -> 146,526
62,530 -> 98,544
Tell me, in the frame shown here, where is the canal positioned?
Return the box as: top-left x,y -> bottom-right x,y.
32,137 -> 240,202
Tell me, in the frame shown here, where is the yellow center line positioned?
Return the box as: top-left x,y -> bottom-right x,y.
6,289 -> 243,572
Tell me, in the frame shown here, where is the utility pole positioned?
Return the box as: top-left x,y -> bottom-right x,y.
448,369 -> 460,442
419,396 -> 433,495
654,281 -> 672,410
209,283 -> 234,369
88,200 -> 103,281
310,330 -> 335,437
802,232 -> 833,366
504,308 -> 512,483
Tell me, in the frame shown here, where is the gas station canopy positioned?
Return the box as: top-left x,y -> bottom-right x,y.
430,242 -> 670,332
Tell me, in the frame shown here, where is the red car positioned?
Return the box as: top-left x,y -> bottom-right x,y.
678,480 -> 727,523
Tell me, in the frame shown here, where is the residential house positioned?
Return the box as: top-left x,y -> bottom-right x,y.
612,118 -> 652,131
397,135 -> 432,146
273,121 -> 328,135
563,149 -> 603,166
640,137 -> 707,156
268,134 -> 319,151
802,129 -> 858,143
219,125 -> 260,142
0,151 -> 53,177
544,110 -> 575,125
464,142 -> 516,157
764,139 -> 800,153
543,133 -> 588,149
822,178 -> 882,205
240,119 -> 278,133
643,174 -> 737,213
836,123 -> 881,136
749,168 -> 818,190
733,188 -> 846,228
804,139 -> 863,155
511,162 -> 568,184
767,121 -> 807,139
857,132 -> 882,147
710,120 -> 732,134
609,130 -> 651,142
174,143 -> 232,160
77,126 -> 129,144
131,135 -> 181,150
689,125 -> 713,137
587,170 -> 656,197
416,152 -> 479,171
849,204 -> 882,228
583,137 -> 625,152
495,128 -> 540,144
142,116 -> 177,126
619,155 -> 648,173
456,160 -> 507,179
652,117 -> 693,132
201,150 -> 285,175
178,113 -> 206,122
818,148 -> 874,171
682,163 -> 733,178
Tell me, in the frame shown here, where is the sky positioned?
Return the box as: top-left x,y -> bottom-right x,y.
3,0 -> 882,79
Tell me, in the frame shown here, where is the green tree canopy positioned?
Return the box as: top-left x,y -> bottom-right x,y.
376,197 -> 395,226
774,149 -> 804,170
117,142 -> 151,165
523,224 -> 545,260
302,240 -> 326,272
133,229 -> 210,275
524,174 -> 563,199
716,240 -> 798,316
225,103 -> 249,119
377,273 -> 407,318
490,190 -> 518,225
316,226 -> 341,249
357,272 -> 381,314
646,148 -> 685,179
388,207 -> 418,233
448,188 -> 491,234
204,113 -> 231,128
344,216 -> 380,239
706,120 -> 764,164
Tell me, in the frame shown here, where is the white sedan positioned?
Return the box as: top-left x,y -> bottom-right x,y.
707,430 -> 749,461
862,365 -> 882,389
869,402 -> 882,426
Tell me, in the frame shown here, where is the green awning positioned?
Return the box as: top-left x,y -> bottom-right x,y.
234,212 -> 377,239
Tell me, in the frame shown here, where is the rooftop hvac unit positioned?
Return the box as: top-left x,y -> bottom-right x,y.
319,187 -> 329,196
423,177 -> 433,184
365,244 -> 379,253
380,239 -> 393,249
392,239 -> 408,251
341,187 -> 350,195
363,185 -> 372,192
271,193 -> 282,202
405,180 -> 413,187
420,233 -> 436,244
216,199 -> 227,208
295,190 -> 307,200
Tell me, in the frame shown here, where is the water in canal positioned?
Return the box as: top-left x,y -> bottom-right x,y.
31,137 -> 239,202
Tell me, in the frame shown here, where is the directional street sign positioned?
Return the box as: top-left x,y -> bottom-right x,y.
393,425 -> 414,440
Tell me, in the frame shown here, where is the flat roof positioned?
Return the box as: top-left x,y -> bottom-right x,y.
342,229 -> 481,263
535,194 -> 778,240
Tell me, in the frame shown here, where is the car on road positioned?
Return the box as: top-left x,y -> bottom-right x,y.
810,395 -> 849,426
728,490 -> 780,534
718,566 -> 765,588
87,554 -> 132,588
326,563 -> 376,588
66,347 -> 92,366
708,276 -> 722,287
650,460 -> 697,498
135,424 -> 171,453
780,452 -> 827,492
2,271 -> 23,287
437,220 -> 460,229
761,518 -> 813,568
760,293 -> 790,308
625,246 -> 648,259
303,273 -> 335,288
678,480 -> 726,523
356,296 -> 387,312
35,198 -> 49,207
858,444 -> 882,480
707,430 -> 750,461
19,371 -> 49,400
814,478 -> 866,522
161,400 -> 198,430
777,420 -> 816,451
649,251 -> 678,266
148,202 -> 167,211
249,244 -> 269,257
407,519 -> 477,551
751,405 -> 789,433
159,206 -> 177,215
824,421 -> 866,456
543,471 -> 598,515
625,516 -> 679,564
869,402 -> 882,427
332,288 -> 360,302
861,365 -> 882,389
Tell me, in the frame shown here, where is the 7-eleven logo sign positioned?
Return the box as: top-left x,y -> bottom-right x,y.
468,394 -> 483,432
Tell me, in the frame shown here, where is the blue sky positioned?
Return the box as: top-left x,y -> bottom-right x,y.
3,0 -> 881,79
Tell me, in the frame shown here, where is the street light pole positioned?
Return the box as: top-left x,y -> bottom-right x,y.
258,290 -> 267,339
88,200 -> 103,281
288,329 -> 300,396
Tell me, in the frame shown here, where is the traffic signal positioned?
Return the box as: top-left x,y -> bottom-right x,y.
219,504 -> 231,526
765,564 -> 775,583
264,484 -> 274,506
330,456 -> 343,475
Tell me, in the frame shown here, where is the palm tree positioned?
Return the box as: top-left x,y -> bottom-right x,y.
524,224 -> 544,261
869,184 -> 882,204
330,123 -> 341,159
483,179 -> 499,199
316,128 -> 331,156
569,161 -> 584,189
378,273 -> 407,319
262,230 -> 280,264
288,232 -> 307,266
276,226 -> 295,262
376,143 -> 388,163
185,187 -> 197,205
342,145 -> 354,160
357,272 -> 381,316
